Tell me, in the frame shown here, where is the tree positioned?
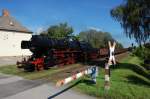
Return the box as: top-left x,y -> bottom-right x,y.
111,0 -> 150,44
40,22 -> 73,38
78,29 -> 123,48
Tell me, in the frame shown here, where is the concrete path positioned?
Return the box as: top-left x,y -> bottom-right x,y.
0,73 -> 96,99
4,84 -> 96,99
0,73 -> 42,98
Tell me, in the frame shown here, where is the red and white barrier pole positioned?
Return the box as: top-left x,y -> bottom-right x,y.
56,66 -> 98,87
104,41 -> 116,90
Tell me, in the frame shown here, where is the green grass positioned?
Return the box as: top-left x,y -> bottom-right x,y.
0,64 -> 79,80
75,55 -> 150,99
0,65 -> 59,79
121,54 -> 142,65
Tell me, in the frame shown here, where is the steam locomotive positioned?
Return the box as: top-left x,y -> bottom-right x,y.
17,35 -> 99,72
17,35 -> 129,72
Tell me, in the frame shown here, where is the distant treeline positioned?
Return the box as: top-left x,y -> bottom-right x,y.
40,22 -> 123,48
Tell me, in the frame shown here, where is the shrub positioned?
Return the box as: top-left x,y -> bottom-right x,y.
132,46 -> 150,72
132,46 -> 150,60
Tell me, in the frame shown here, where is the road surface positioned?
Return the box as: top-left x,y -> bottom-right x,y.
0,73 -> 96,99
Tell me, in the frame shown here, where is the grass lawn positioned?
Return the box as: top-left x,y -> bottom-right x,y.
0,64 -> 80,80
74,54 -> 150,99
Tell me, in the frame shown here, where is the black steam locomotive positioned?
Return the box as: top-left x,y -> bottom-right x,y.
17,35 -> 98,72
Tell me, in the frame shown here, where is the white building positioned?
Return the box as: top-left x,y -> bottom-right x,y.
0,9 -> 32,56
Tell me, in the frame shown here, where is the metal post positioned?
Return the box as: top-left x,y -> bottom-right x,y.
104,41 -> 116,90
104,63 -> 110,90
90,66 -> 98,84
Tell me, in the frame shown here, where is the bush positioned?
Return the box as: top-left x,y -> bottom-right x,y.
132,45 -> 150,73
132,46 -> 150,60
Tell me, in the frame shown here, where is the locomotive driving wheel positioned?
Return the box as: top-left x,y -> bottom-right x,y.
24,63 -> 35,72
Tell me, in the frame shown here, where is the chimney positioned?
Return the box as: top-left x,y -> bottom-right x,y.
2,9 -> 10,17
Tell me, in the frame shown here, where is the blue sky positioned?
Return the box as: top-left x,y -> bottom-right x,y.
0,0 -> 136,47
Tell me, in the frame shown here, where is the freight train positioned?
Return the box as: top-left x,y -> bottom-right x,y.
17,35 -> 129,72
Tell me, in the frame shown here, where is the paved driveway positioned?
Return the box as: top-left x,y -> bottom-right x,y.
0,73 -> 96,99
0,73 -> 43,99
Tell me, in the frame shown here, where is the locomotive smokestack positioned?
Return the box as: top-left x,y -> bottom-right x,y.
2,9 -> 10,17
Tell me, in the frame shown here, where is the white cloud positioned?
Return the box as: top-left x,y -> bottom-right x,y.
88,26 -> 102,31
